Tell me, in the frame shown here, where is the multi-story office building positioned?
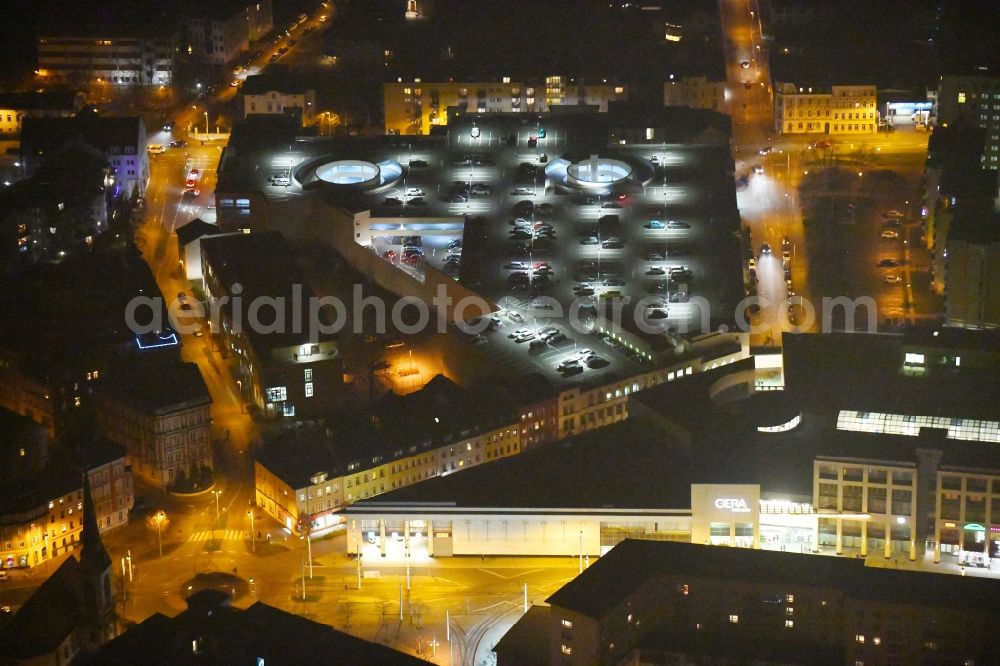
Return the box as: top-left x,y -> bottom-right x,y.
774,82 -> 877,135
242,66 -> 317,126
662,76 -> 728,113
199,231 -> 340,418
183,0 -> 273,67
936,74 -> 1000,169
36,36 -> 174,87
0,91 -> 86,137
93,359 -> 212,490
383,76 -> 627,134
495,539 -> 1000,666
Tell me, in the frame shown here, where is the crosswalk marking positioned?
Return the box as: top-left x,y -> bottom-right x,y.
188,529 -> 245,543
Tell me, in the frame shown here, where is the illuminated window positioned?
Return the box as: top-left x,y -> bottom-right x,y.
614,86 -> 624,94
958,92 -> 966,104
561,645 -> 572,655
626,613 -> 633,623
305,382 -> 314,398
856,634 -> 865,643
904,352 -> 925,364
785,620 -> 794,628
561,619 -> 573,628
955,356 -> 961,367
18,448 -> 25,457
304,368 -> 313,381
786,594 -> 794,603
873,637 -> 881,646
729,614 -> 739,624
786,607 -> 794,615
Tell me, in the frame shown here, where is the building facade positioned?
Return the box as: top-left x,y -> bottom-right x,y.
37,36 -> 174,86
184,0 -> 273,67
774,82 -> 878,135
0,91 -> 86,137
497,539 -> 1000,666
199,232 -> 340,418
243,84 -> 317,126
662,77 -> 728,113
936,74 -> 1000,169
945,236 -> 1000,329
384,77 -> 627,134
93,362 -> 212,490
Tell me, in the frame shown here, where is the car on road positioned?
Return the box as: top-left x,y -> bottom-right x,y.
753,164 -> 764,174
646,266 -> 666,275
514,331 -> 536,343
601,238 -> 624,249
580,236 -> 599,245
384,197 -> 402,207
169,140 -> 187,148
669,267 -> 692,279
760,243 -> 772,254
182,188 -> 200,197
883,274 -> 902,284
645,251 -> 665,261
813,139 -> 832,149
603,277 -> 626,287
647,220 -> 665,230
405,188 -> 425,197
558,358 -> 582,370
585,355 -> 609,369
162,121 -> 175,131
409,159 -> 428,168
600,202 -> 622,209
877,258 -> 901,268
880,230 -> 900,240
446,193 -> 469,203
744,80 -> 753,89
883,210 -> 905,218
647,309 -> 669,319
666,220 -> 690,230
407,197 -> 427,206
148,144 -> 166,154
669,291 -> 689,303
759,146 -> 772,155
383,249 -> 397,262
505,261 -> 529,270
469,183 -> 491,195
230,80 -> 241,87
741,60 -> 750,68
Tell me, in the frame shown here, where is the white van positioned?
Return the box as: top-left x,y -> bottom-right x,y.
147,144 -> 166,154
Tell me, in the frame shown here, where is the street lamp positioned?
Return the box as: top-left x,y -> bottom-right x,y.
204,112 -> 209,138
154,511 -> 166,557
248,509 -> 256,553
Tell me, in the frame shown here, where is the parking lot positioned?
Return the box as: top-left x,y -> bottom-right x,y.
340,114 -> 745,384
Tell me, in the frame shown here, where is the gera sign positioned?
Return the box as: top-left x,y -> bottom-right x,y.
714,498 -> 752,513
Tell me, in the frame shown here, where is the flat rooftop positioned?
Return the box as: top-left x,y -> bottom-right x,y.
547,539 -> 1000,620
347,416 -> 695,511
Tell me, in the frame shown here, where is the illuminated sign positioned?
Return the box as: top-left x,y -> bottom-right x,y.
714,498 -> 752,513
265,386 -> 287,402
964,523 -> 986,531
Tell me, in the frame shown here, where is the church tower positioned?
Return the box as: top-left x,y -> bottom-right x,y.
77,474 -> 117,650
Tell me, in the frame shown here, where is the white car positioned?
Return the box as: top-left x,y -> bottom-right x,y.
880,230 -> 900,240
883,274 -> 902,284
405,188 -> 425,197
883,210 -> 905,218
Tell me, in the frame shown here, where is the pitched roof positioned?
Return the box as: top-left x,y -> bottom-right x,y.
91,591 -> 431,665
0,90 -> 82,112
20,115 -> 144,157
175,218 -> 221,247
241,65 -> 314,96
0,557 -> 83,658
97,358 -> 211,414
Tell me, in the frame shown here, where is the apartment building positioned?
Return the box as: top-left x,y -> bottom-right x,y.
0,91 -> 86,137
936,74 -> 1000,169
663,76 -> 728,113
495,539 -> 1000,665
37,36 -> 173,87
254,376 -> 520,532
242,66 -> 317,126
383,76 -> 627,135
774,82 -> 877,135
93,360 -> 212,490
183,0 -> 273,67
